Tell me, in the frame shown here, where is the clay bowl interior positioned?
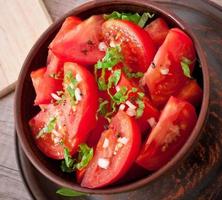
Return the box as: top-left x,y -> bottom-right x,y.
15,0 -> 209,195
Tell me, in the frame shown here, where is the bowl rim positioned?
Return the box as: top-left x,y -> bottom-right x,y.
15,0 -> 210,195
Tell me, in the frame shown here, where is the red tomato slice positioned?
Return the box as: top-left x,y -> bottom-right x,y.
29,104 -> 72,159
143,28 -> 196,108
102,19 -> 157,72
49,16 -> 82,48
50,15 -> 105,65
87,116 -> 109,148
144,18 -> 169,47
63,62 -> 99,154
31,65 -> 63,105
81,111 -> 141,188
136,96 -> 197,170
46,50 -> 64,75
175,80 -> 203,107
30,67 -> 46,94
137,97 -> 160,134
116,72 -> 160,133
76,168 -> 86,184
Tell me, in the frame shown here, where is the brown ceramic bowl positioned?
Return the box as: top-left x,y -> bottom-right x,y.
15,0 -> 209,195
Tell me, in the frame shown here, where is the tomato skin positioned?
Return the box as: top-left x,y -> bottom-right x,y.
63,62 -> 99,154
102,19 -> 157,72
31,64 -> 63,105
143,28 -> 196,108
175,80 -> 203,107
30,67 -> 46,93
81,111 -> 141,188
29,104 -> 72,159
76,168 -> 86,184
49,16 -> 82,48
50,15 -> 105,66
136,96 -> 197,170
145,18 -> 169,47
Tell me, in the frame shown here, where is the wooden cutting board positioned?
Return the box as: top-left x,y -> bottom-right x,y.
0,0 -> 52,97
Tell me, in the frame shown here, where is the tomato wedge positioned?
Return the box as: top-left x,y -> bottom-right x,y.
143,28 -> 196,108
50,15 -> 105,65
29,104 -> 71,159
175,80 -> 203,107
81,111 -> 141,188
145,18 -> 169,47
116,72 -> 160,133
31,65 -> 63,105
87,116 -> 109,148
63,62 -> 99,154
102,19 -> 157,72
49,16 -> 82,48
136,96 -> 197,170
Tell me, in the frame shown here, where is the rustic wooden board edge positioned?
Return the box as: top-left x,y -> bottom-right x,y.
0,0 -> 52,99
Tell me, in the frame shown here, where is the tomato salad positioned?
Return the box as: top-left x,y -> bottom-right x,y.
29,11 -> 203,189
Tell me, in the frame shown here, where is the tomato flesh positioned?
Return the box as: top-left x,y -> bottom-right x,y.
143,28 -> 196,108
116,72 -> 160,133
31,59 -> 63,105
102,19 -> 157,72
29,104 -> 71,159
63,62 -> 99,154
50,15 -> 105,65
136,96 -> 197,170
175,80 -> 203,107
145,18 -> 169,47
49,16 -> 82,48
81,111 -> 141,188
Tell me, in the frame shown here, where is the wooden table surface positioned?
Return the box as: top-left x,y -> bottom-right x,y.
0,0 -> 221,200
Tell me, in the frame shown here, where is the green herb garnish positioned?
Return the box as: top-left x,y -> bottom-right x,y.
136,98 -> 145,118
108,69 -> 121,88
60,144 -> 93,173
95,46 -> 123,70
76,144 -> 94,170
64,71 -> 79,105
95,46 -> 123,91
123,66 -> 144,79
138,12 -> 155,27
61,147 -> 75,173
56,188 -> 86,197
97,98 -> 109,117
36,117 -> 57,139
181,57 -> 192,78
104,11 -> 154,27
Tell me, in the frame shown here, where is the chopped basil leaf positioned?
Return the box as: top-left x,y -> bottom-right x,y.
138,92 -> 145,98
108,69 -> 121,88
104,11 -> 141,24
136,99 -> 145,118
60,144 -> 93,173
112,86 -> 128,104
95,46 -> 123,91
76,144 -> 93,170
138,12 -> 155,27
97,98 -> 109,117
61,147 -> 75,173
123,66 -> 144,79
104,11 -> 154,27
56,188 -> 86,197
64,71 -> 79,105
181,57 -> 192,78
98,77 -> 108,91
95,46 -> 123,70
36,117 -> 57,139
